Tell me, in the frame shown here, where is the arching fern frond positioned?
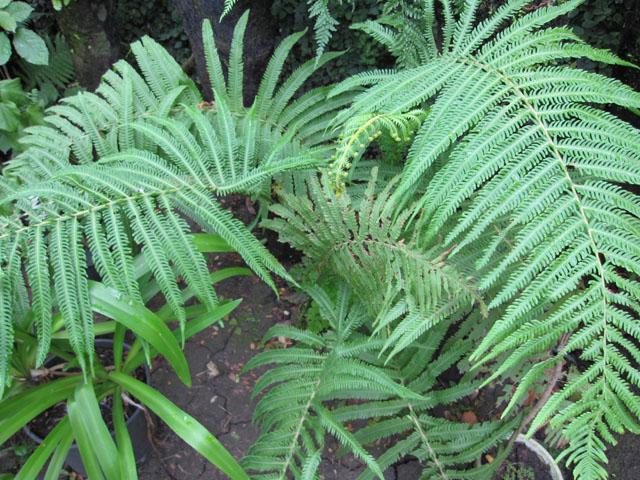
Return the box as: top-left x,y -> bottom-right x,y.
337,1 -> 640,477
0,12 -> 352,398
4,35 -> 201,184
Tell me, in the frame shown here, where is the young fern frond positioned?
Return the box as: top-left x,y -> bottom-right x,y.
327,109 -> 425,193
265,169 -> 486,360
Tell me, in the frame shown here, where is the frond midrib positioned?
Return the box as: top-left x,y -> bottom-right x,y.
0,184 -> 181,242
278,376 -> 323,479
447,53 -> 610,385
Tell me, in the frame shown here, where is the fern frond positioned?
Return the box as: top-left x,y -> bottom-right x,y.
307,0 -> 339,60
266,169 -> 485,359
228,10 -> 249,111
244,285 -> 395,479
326,1 -> 640,476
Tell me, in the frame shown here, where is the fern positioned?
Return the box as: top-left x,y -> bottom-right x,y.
245,284 -> 519,479
0,12 -> 350,397
4,1 -> 640,477
243,284 -> 406,479
265,169 -> 486,360
222,0 -> 353,59
316,1 -> 640,477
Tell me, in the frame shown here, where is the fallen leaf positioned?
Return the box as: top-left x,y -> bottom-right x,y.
206,361 -> 220,378
461,411 -> 479,425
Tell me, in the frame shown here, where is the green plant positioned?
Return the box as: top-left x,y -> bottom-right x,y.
2,1 -> 640,479
0,10 -> 354,478
270,0 -> 394,87
256,0 -> 640,478
0,78 -> 45,154
224,0 -> 352,58
1,237 -> 251,479
502,461 -> 535,480
0,0 -> 48,66
0,22 -> 75,157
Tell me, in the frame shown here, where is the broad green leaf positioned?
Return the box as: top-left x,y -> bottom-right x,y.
0,32 -> 10,65
67,389 -> 106,480
113,387 -> 137,480
14,418 -> 71,480
13,28 -> 48,65
0,10 -> 16,31
192,233 -> 235,252
6,2 -> 32,22
52,320 -> 116,339
88,281 -> 191,386
0,101 -> 19,131
68,383 -> 120,480
109,372 -> 250,480
155,269 -> 250,321
0,0 -> 11,9
44,430 -> 74,480
0,376 -> 80,444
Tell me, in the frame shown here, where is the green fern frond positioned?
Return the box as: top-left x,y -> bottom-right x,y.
265,169 -> 485,359
243,285 -> 400,479
337,1 -> 640,477
228,10 -> 249,111
328,109 -> 425,193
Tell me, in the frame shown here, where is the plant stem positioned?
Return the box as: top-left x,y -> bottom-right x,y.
500,333 -> 570,467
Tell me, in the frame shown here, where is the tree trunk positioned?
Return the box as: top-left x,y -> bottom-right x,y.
56,0 -> 120,91
173,0 -> 277,103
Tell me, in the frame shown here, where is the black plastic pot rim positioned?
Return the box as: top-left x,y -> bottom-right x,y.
22,338 -> 151,444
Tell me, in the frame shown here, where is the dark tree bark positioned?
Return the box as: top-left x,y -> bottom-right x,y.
173,0 -> 277,103
613,0 -> 640,93
56,0 -> 120,91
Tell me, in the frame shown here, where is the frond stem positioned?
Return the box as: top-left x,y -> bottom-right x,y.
407,402 -> 447,479
280,376 -> 323,479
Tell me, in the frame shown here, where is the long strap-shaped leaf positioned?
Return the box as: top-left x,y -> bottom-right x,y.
109,372 -> 250,480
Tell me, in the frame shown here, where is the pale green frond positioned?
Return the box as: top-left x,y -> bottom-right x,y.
202,19 -> 228,103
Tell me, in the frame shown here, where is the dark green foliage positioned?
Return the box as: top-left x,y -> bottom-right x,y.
568,0 -> 639,70
3,1 -> 640,479
270,0 -> 395,87
14,34 -> 74,91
